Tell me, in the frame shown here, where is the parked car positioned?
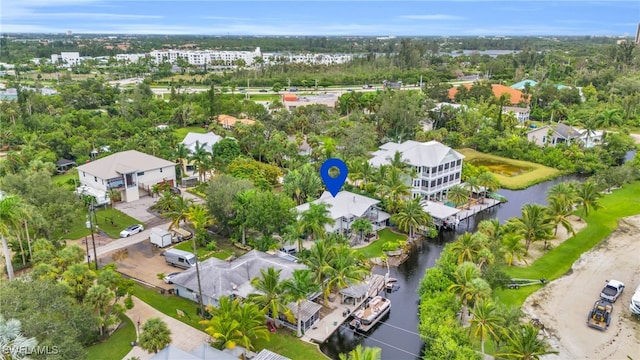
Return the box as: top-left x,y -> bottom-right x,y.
120,224 -> 144,238
600,279 -> 625,302
163,272 -> 181,284
259,89 -> 268,93
630,284 -> 640,315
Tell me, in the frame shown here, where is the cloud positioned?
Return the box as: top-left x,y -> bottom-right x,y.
399,14 -> 463,20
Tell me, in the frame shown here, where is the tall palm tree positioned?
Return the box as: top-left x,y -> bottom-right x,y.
324,246 -> 369,303
0,195 -> 26,280
390,198 -> 433,239
249,267 -> 294,325
350,218 -> 373,243
476,172 -> 500,204
507,204 -> 554,253
546,182 -> 578,210
469,300 -> 503,355
173,142 -> 190,176
576,180 -> 603,219
297,202 -> 335,241
448,262 -> 490,321
501,233 -> 528,266
389,151 -> 413,176
547,197 -> 575,237
107,188 -> 122,223
233,300 -> 270,350
464,177 -> 481,208
497,324 -> 558,359
447,184 -> 469,208
282,269 -> 320,337
378,167 -> 412,213
303,240 -> 335,295
164,196 -> 194,231
188,141 -> 212,183
339,345 -> 382,360
139,318 -> 172,354
186,204 -> 214,316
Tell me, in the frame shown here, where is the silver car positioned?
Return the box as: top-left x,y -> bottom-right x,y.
119,224 -> 144,238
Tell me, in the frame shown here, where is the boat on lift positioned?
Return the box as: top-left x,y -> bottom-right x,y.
349,295 -> 391,332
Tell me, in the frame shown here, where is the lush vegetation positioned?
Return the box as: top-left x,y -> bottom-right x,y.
85,315 -> 136,360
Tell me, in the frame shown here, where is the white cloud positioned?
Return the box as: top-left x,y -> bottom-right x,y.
399,14 -> 463,20
26,12 -> 163,20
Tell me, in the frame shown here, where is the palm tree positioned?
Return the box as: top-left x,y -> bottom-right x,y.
448,262 -> 490,321
476,172 -> 500,204
469,300 -> 503,355
350,218 -> 373,243
576,180 -> 603,219
173,142 -> 190,176
497,324 -> 558,359
389,151 -> 413,176
62,263 -> 97,302
107,188 -> 122,222
507,204 -> 554,253
378,167 -> 412,213
249,267 -> 294,325
185,204 -> 214,316
164,196 -> 194,231
303,240 -> 335,295
282,269 -> 320,337
447,232 -> 486,265
0,315 -> 38,360
546,182 -> 578,209
547,197 -> 575,237
464,176 -> 481,208
188,141 -> 212,182
339,345 -> 382,360
138,318 -> 172,354
324,246 -> 369,303
0,195 -> 24,280
390,198 -> 433,239
446,184 -> 469,208
501,233 -> 527,266
233,300 -> 270,350
547,99 -> 566,123
297,202 -> 335,241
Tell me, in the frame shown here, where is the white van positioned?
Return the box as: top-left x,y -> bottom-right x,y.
164,249 -> 196,270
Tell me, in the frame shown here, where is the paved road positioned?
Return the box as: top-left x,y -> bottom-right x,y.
123,296 -> 211,360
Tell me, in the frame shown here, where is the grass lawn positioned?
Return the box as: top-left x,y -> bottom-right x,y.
52,169 -> 79,187
173,126 -> 208,141
132,284 -> 327,359
495,181 -> 640,307
85,314 -> 136,360
457,148 -> 562,190
173,241 -> 234,261
55,207 -> 143,240
355,228 -> 407,258
249,94 -> 281,101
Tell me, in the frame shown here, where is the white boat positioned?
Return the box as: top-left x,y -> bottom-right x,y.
349,296 -> 391,332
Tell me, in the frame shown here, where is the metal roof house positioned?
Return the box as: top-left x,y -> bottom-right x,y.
369,140 -> 465,201
171,250 -> 322,333
294,191 -> 390,235
76,150 -> 176,204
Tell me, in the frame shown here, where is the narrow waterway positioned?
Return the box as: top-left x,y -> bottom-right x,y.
320,174 -> 587,359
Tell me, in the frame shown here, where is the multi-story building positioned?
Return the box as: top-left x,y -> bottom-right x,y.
51,52 -> 81,66
369,140 -> 465,201
149,47 -> 262,67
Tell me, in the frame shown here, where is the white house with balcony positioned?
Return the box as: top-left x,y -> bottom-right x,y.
76,150 -> 176,204
369,140 -> 464,201
295,191 -> 390,235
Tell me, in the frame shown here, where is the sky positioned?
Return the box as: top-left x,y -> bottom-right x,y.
1,0 -> 639,36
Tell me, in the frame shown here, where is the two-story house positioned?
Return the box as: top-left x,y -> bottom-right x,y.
295,191 -> 390,235
180,132 -> 222,175
76,150 -> 176,205
369,140 -> 465,201
527,123 -> 604,148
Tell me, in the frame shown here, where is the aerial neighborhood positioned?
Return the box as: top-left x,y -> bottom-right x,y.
0,4 -> 639,360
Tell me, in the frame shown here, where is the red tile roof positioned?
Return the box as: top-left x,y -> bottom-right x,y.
448,84 -> 527,104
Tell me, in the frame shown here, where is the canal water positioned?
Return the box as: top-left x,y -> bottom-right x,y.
320,174 -> 586,359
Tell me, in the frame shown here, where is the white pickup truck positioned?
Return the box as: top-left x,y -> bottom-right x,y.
600,279 -> 625,303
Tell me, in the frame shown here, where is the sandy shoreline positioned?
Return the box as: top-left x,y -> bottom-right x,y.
521,215 -> 640,360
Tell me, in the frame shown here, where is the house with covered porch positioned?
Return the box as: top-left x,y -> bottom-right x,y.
294,191 -> 390,235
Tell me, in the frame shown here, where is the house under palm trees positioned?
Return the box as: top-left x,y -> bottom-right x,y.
294,191 -> 390,235
369,140 -> 465,201
170,250 -> 322,333
180,131 -> 222,175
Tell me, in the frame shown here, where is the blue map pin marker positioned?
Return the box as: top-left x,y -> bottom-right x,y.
320,158 -> 348,197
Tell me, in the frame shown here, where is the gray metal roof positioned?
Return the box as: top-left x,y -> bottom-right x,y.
150,345 -> 201,360
171,250 -> 307,300
369,140 -> 464,168
421,200 -> 460,220
181,132 -> 222,153
285,300 -> 322,323
252,349 -> 291,360
76,150 -> 176,180
295,191 -> 380,220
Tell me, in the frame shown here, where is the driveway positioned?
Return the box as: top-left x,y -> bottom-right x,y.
123,296 -> 211,360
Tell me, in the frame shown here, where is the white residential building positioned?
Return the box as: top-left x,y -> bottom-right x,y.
51,52 -> 81,66
180,132 -> 222,174
76,150 -> 176,204
149,47 -> 262,67
115,53 -> 148,63
503,106 -> 530,123
295,191 -> 390,235
369,140 -> 465,201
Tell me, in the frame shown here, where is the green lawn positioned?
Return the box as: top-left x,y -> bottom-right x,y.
249,94 -> 281,101
457,148 -> 562,190
56,207 -> 143,240
52,169 -> 79,187
173,241 -> 234,261
131,284 -> 327,359
85,314 -> 136,360
173,126 -> 208,141
496,181 -> 640,307
355,228 -> 407,258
